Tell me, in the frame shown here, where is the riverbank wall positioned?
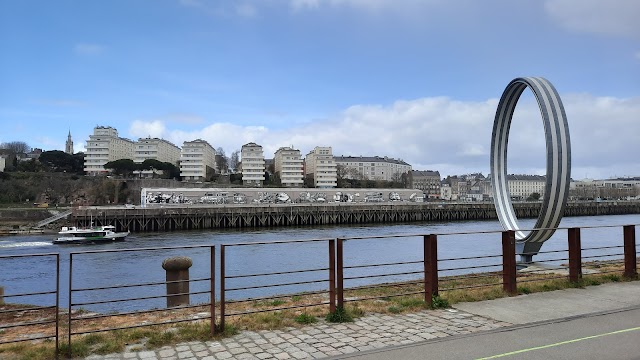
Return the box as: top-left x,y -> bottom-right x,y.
71,201 -> 640,232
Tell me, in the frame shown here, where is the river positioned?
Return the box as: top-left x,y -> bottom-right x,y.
0,214 -> 638,312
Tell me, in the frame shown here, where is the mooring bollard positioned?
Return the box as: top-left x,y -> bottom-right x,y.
162,256 -> 193,307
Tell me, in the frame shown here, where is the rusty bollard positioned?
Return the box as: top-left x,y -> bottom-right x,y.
0,286 -> 4,305
162,257 -> 193,308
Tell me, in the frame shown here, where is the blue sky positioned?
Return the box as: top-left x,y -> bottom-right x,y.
1,0 -> 639,178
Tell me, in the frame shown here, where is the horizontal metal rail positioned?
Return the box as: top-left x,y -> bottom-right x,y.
70,302 -> 213,322
582,253 -> 624,260
343,280 -> 424,292
0,305 -> 57,315
71,277 -> 211,292
226,290 -> 328,304
0,290 -> 57,299
439,263 -> 502,272
343,290 -> 425,303
71,316 -> 211,336
71,289 -> 212,307
227,301 -> 331,316
226,279 -> 328,292
344,260 -> 422,269
439,254 -> 502,261
226,268 -> 329,279
0,319 -> 57,330
344,270 -> 423,281
440,282 -> 504,291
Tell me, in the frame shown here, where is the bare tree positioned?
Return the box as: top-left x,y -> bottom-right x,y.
0,141 -> 29,154
215,147 -> 228,173
229,150 -> 240,172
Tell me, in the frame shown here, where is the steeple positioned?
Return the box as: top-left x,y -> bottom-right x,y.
65,130 -> 74,154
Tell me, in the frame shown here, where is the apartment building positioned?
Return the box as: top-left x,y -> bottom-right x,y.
305,146 -> 337,188
134,137 -> 181,177
334,155 -> 412,182
274,146 -> 303,187
411,170 -> 441,198
507,174 -> 546,200
241,142 -> 265,186
84,126 -> 135,175
180,139 -> 216,181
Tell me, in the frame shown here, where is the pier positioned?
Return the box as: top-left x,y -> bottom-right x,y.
71,201 -> 640,232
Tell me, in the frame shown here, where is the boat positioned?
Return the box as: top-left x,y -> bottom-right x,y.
53,225 -> 129,244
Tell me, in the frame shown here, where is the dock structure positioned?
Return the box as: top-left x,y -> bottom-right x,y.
71,201 -> 640,233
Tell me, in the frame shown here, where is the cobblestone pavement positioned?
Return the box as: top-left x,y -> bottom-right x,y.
84,309 -> 510,360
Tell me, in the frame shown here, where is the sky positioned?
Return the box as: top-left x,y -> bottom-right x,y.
1,0 -> 639,179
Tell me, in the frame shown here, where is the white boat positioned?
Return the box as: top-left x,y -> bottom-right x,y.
53,225 -> 129,244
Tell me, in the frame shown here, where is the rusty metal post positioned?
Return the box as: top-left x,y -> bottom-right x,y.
162,256 -> 193,307
0,286 -> 3,305
336,238 -> 344,309
68,253 -> 73,359
329,239 -> 336,313
424,234 -> 438,306
568,227 -> 582,283
210,246 -> 215,336
55,254 -> 60,359
219,245 -> 226,332
624,225 -> 637,279
502,231 -> 517,295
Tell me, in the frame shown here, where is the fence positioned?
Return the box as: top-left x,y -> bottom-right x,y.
0,224 -> 637,359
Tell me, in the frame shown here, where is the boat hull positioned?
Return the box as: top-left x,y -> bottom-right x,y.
53,232 -> 129,244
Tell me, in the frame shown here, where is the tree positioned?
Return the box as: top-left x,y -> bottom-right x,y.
0,141 -> 29,154
336,164 -> 348,188
229,150 -> 240,172
104,159 -> 137,177
215,147 -> 228,173
162,162 -> 180,179
527,192 -> 541,201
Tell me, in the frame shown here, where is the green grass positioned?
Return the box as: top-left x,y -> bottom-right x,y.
294,313 -> 318,324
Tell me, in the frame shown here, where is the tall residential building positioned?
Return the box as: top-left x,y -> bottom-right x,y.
180,139 -> 216,181
84,126 -> 135,175
65,130 -> 74,155
241,142 -> 265,186
507,174 -> 546,200
134,137 -> 181,177
411,170 -> 441,198
305,146 -> 337,188
274,146 -> 303,187
334,155 -> 412,182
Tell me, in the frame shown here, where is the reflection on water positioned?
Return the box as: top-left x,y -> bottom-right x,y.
0,214 -> 637,312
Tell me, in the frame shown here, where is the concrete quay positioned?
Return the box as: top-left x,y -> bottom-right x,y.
82,281 -> 640,360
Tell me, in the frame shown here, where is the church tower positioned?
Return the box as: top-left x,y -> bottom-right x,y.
65,130 -> 74,154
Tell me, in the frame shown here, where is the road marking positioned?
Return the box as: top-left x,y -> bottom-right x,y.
477,326 -> 640,359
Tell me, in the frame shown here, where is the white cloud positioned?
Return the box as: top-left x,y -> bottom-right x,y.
130,93 -> 640,179
290,0 -> 426,11
236,3 -> 258,17
545,0 -> 640,38
129,120 -> 167,139
74,43 -> 106,56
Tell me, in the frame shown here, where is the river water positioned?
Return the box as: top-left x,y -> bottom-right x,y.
1,214 -> 638,312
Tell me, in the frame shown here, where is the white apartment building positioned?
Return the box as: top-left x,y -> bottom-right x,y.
334,155 -> 412,182
305,146 -> 337,188
274,147 -> 304,187
241,142 -> 265,186
84,126 -> 135,175
507,174 -> 546,199
180,139 -> 216,181
134,137 -> 181,177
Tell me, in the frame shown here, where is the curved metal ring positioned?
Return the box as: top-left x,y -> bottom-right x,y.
490,77 -> 571,257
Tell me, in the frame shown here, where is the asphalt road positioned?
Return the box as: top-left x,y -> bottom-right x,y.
336,306 -> 640,360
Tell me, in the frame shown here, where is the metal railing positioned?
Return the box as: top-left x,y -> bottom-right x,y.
67,245 -> 215,358
0,253 -> 59,358
0,224 -> 637,359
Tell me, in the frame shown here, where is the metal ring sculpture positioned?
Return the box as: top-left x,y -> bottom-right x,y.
490,77 -> 571,259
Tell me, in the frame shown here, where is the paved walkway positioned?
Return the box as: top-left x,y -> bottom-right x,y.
85,309 -> 508,360
84,281 -> 640,360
